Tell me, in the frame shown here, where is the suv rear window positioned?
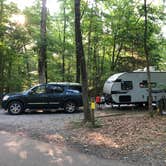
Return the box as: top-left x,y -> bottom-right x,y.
68,85 -> 82,92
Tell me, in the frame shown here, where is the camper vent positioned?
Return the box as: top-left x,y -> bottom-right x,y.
133,69 -> 143,72
143,66 -> 156,72
133,66 -> 156,72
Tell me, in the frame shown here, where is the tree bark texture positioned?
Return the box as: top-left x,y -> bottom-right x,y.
75,0 -> 81,83
144,0 -> 152,112
0,0 -> 4,93
39,0 -> 47,84
62,0 -> 66,82
74,0 -> 91,122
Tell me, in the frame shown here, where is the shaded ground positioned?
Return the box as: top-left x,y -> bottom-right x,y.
0,108 -> 166,165
0,131 -> 132,166
63,109 -> 166,166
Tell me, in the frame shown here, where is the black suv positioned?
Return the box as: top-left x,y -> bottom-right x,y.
1,82 -> 82,115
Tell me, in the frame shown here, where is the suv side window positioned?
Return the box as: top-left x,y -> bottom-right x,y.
33,85 -> 46,94
46,85 -> 64,94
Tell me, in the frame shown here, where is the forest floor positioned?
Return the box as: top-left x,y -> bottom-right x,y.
0,107 -> 166,165
63,107 -> 166,166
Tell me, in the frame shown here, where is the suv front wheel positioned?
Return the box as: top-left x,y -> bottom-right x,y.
64,101 -> 76,113
8,101 -> 23,115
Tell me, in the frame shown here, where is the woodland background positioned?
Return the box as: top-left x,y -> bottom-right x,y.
0,0 -> 166,95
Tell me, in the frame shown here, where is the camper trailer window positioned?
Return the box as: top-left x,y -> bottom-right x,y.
151,82 -> 157,88
121,81 -> 133,90
139,80 -> 157,88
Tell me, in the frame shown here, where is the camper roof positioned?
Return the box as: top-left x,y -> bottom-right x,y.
107,73 -> 125,82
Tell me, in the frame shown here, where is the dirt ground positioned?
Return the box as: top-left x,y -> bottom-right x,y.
64,108 -> 166,166
0,107 -> 166,165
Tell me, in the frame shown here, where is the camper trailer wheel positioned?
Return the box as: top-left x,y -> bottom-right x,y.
136,103 -> 144,108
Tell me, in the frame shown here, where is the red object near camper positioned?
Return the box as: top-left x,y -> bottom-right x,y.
95,96 -> 101,104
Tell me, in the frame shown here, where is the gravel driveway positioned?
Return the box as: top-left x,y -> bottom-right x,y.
0,109 -> 133,166
0,108 -> 163,166
0,109 -> 83,142
0,109 -> 83,127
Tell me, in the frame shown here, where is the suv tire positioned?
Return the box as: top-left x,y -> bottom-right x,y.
8,101 -> 23,115
64,101 -> 76,113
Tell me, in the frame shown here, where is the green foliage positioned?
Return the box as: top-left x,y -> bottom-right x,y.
0,0 -> 165,94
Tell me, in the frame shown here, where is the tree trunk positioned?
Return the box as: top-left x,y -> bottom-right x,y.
62,0 -> 66,82
76,50 -> 81,83
111,35 -> 123,71
39,0 -> 47,84
0,0 -> 3,93
92,37 -> 98,94
74,0 -> 91,122
100,46 -> 105,77
144,0 -> 152,112
23,45 -> 31,87
75,1 -> 81,83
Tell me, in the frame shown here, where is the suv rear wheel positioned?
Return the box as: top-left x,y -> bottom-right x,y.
8,101 -> 23,115
64,101 -> 76,113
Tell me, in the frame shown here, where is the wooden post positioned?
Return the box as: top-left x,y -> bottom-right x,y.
91,97 -> 95,126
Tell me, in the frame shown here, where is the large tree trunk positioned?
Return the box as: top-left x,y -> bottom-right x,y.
74,0 -> 91,122
76,47 -> 81,83
62,0 -> 66,82
0,0 -> 4,93
87,8 -> 93,87
144,0 -> 152,112
39,0 -> 47,84
23,45 -> 31,87
75,0 -> 81,83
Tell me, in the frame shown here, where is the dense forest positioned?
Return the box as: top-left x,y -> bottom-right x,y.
0,0 -> 166,95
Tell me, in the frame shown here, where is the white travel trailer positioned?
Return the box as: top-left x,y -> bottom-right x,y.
103,69 -> 166,105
